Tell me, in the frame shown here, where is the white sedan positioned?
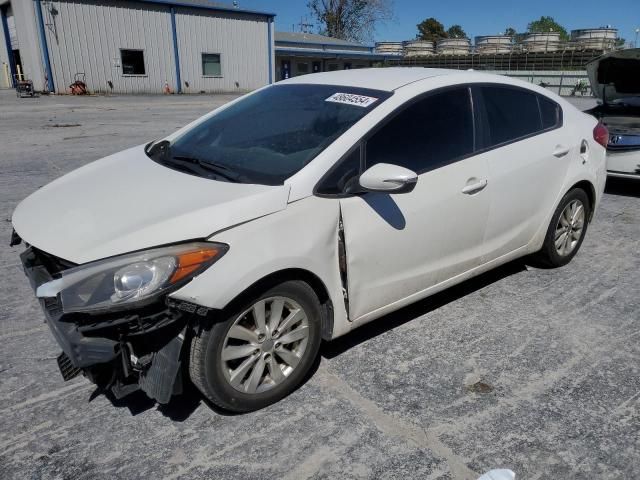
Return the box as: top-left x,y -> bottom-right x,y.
11,68 -> 607,412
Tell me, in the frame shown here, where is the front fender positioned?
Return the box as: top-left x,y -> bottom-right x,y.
169,196 -> 350,339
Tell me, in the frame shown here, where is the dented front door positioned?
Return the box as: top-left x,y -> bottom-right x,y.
339,158 -> 490,322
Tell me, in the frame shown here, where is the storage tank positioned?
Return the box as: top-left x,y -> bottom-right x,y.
521,32 -> 562,52
571,28 -> 618,50
474,35 -> 513,54
375,41 -> 404,55
403,40 -> 435,57
436,37 -> 470,55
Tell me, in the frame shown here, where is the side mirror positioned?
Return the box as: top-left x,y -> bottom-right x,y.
355,163 -> 418,194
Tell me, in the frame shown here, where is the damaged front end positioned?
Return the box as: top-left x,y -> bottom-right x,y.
17,239 -> 226,404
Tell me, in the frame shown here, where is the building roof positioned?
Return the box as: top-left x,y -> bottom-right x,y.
280,67 -> 464,91
275,47 -> 388,61
275,31 -> 370,48
137,0 -> 275,17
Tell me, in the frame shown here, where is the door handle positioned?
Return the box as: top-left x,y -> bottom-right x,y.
462,179 -> 488,194
553,145 -> 571,157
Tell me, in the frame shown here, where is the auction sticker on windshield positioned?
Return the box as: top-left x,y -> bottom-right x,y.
325,92 -> 379,108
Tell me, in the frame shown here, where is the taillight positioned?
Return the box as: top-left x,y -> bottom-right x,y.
593,123 -> 609,148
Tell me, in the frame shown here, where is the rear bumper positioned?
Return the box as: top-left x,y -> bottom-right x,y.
608,171 -> 640,179
606,149 -> 640,177
18,246 -> 190,403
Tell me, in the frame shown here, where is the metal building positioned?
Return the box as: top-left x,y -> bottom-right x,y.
275,31 -> 387,80
570,28 -> 618,51
403,40 -> 435,57
475,35 -> 513,55
0,0 -> 275,94
374,41 -> 404,56
435,37 -> 470,55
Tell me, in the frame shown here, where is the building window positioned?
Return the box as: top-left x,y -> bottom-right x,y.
121,49 -> 145,75
328,63 -> 340,71
202,53 -> 222,76
296,63 -> 309,75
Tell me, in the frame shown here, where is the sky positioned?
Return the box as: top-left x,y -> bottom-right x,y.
241,0 -> 640,46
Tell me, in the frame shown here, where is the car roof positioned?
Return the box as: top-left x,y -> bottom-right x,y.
280,67 -> 464,92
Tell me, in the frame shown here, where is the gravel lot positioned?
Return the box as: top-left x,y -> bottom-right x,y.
0,90 -> 638,480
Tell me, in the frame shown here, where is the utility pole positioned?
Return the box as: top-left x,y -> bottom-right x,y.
297,16 -> 314,34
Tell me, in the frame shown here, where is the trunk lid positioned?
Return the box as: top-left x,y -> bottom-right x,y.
586,48 -> 640,103
587,49 -> 640,151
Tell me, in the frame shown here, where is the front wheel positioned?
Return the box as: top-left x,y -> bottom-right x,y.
534,188 -> 591,268
189,280 -> 322,412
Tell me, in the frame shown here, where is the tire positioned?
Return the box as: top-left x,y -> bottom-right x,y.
534,188 -> 591,268
189,280 -> 322,412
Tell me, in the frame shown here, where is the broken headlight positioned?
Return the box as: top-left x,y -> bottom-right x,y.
36,242 -> 228,313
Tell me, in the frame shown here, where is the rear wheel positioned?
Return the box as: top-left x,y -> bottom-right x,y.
189,280 -> 322,412
534,188 -> 590,267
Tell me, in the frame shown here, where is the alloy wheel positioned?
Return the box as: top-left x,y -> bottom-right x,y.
555,199 -> 585,257
220,296 -> 310,394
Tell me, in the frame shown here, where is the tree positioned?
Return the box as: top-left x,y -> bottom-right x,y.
447,24 -> 467,39
527,16 -> 569,41
504,27 -> 524,43
417,17 -> 447,42
308,0 -> 393,43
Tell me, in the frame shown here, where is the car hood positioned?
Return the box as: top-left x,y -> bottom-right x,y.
587,48 -> 640,103
12,145 -> 291,264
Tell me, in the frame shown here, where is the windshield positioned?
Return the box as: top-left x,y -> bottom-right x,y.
146,84 -> 391,185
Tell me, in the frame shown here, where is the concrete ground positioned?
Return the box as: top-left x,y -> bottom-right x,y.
0,90 -> 638,480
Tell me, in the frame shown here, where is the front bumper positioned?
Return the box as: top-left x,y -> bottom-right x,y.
21,249 -> 119,367
19,246 -> 190,404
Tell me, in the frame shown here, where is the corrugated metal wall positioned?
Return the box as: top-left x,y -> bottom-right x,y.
0,7 -> 11,89
43,0 -> 176,94
39,0 -> 270,94
6,11 -> 17,48
8,0 -> 46,91
174,6 -> 269,93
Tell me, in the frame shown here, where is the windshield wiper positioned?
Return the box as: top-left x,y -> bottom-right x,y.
170,155 -> 242,183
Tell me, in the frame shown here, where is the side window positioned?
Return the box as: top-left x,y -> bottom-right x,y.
365,88 -> 474,173
481,86 -> 542,147
316,146 -> 361,195
538,95 -> 562,130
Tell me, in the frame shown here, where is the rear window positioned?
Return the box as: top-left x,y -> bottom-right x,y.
538,95 -> 562,130
481,85 -> 543,147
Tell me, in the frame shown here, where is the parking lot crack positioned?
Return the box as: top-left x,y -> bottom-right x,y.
316,366 -> 478,479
